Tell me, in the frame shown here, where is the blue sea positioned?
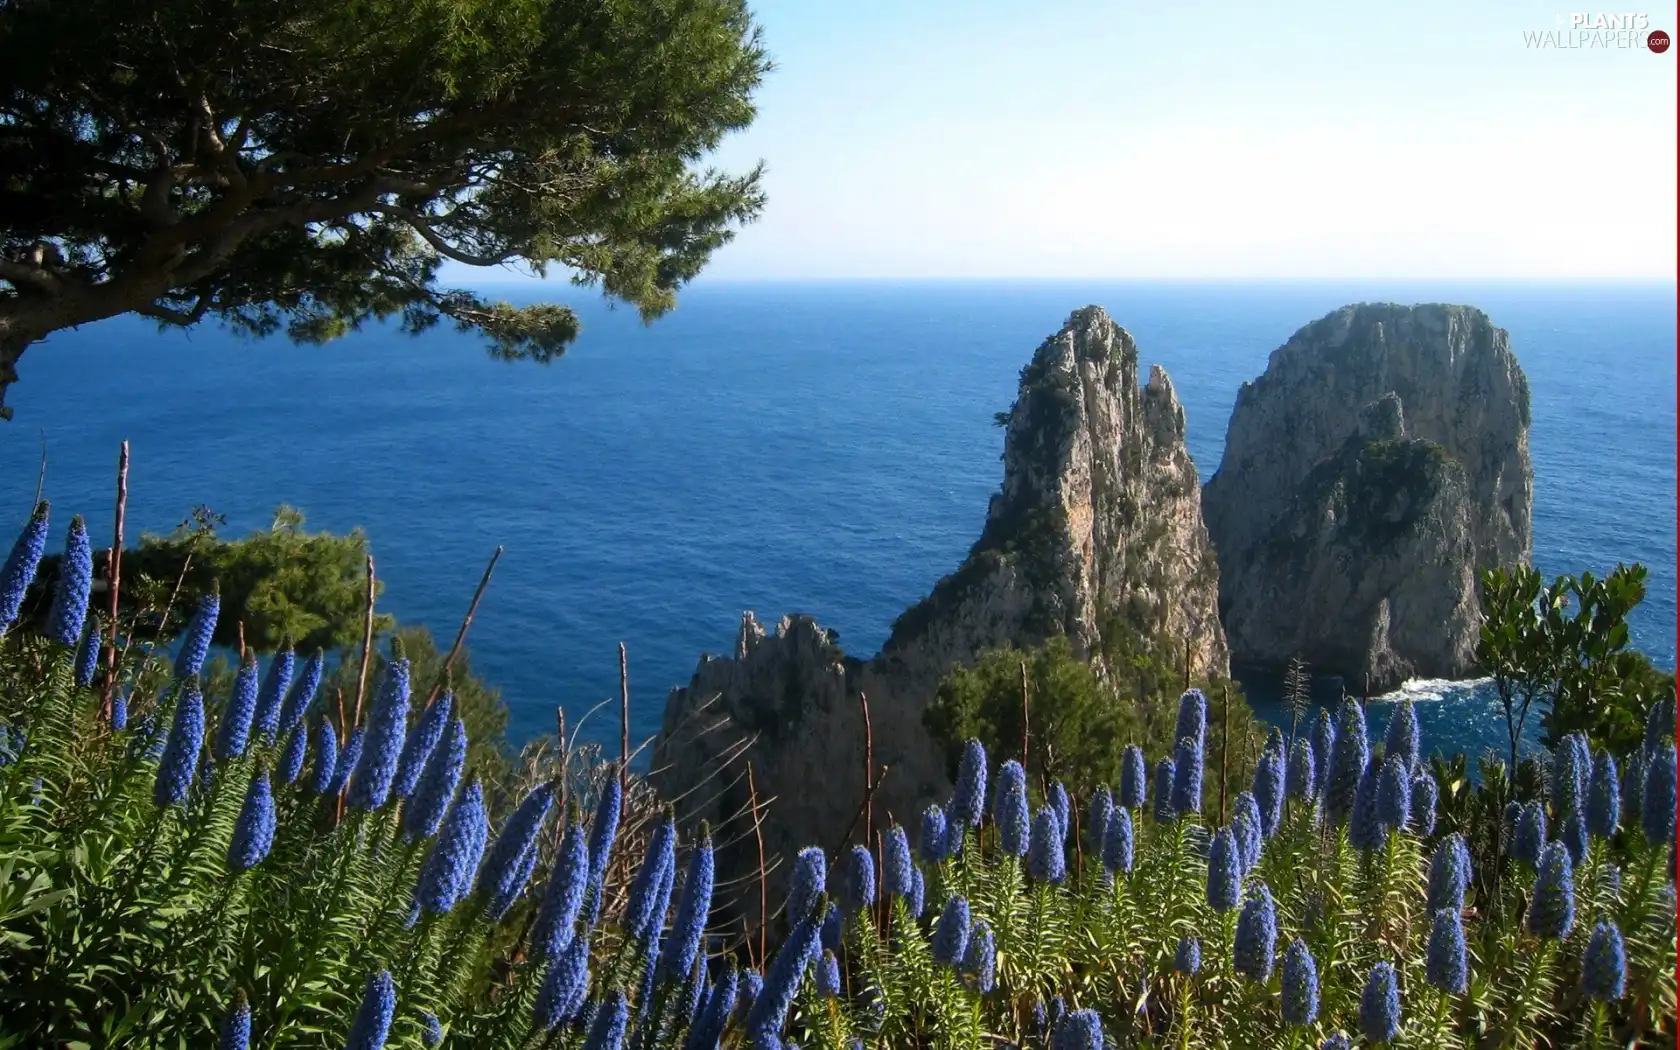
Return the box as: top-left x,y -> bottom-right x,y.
2,281 -> 1673,766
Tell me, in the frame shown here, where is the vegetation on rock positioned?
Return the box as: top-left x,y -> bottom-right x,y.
924,635 -> 1264,807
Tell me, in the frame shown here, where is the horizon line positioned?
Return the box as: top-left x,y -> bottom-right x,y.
455,273 -> 1680,287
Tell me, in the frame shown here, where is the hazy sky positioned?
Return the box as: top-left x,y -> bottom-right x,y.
457,0 -> 1678,282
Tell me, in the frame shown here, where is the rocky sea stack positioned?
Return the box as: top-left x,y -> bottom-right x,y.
652,306 -> 1227,931
1202,303 -> 1534,692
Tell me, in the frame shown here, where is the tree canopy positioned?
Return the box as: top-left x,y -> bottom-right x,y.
0,0 -> 770,419
25,503 -> 392,652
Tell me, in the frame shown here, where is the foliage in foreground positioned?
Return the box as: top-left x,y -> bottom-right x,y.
1479,563 -> 1674,762
23,504 -> 394,655
0,502 -> 1676,1050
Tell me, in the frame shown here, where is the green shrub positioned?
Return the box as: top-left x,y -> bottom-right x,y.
1478,562 -> 1674,763
925,635 -> 1266,816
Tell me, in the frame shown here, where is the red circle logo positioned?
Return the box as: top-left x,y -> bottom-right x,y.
1650,29 -> 1671,52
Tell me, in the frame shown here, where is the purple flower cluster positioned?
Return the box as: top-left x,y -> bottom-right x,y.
1233,884 -> 1277,981
1207,827 -> 1240,914
393,692 -> 452,801
840,843 -> 875,917
531,813 -> 590,962
252,647 -> 294,743
1027,807 -> 1064,884
949,738 -> 988,831
46,515 -> 92,648
154,689 -> 206,808
932,895 -> 971,966
1282,938 -> 1318,1025
174,591 -> 219,680
662,832 -> 714,980
882,824 -> 913,896
919,805 -> 947,865
74,614 -> 102,688
1325,698 -> 1369,827
0,501 -> 49,636
1425,907 -> 1467,994
478,782 -> 555,917
786,846 -> 827,926
228,768 -> 277,872
346,657 -> 410,810
1152,757 -> 1176,823
1119,745 -> 1147,808
404,718 -> 467,840
1102,805 -> 1133,876
215,654 -> 260,762
416,780 -> 489,916
278,649 -> 322,735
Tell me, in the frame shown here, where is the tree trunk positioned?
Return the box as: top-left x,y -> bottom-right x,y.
0,323 -> 35,422
0,268 -> 180,421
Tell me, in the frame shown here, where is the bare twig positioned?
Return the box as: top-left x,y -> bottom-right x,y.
713,798 -> 782,856
833,764 -> 892,857
334,687 -> 348,824
875,827 -> 890,939
673,763 -> 754,832
747,760 -> 767,966
555,706 -> 567,811
1072,795 -> 1083,891
621,733 -> 661,771
618,642 -> 630,795
1020,659 -> 1031,770
119,547 -> 196,690
102,441 -> 129,714
1219,681 -> 1230,827
860,691 -> 874,849
564,697 -> 622,754
33,428 -> 45,508
656,733 -> 757,813
353,555 -> 375,726
427,545 -> 502,707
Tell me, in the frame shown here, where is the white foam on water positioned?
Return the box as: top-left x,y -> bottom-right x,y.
1368,677 -> 1497,704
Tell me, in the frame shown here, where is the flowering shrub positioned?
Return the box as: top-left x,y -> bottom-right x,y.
0,504 -> 1675,1049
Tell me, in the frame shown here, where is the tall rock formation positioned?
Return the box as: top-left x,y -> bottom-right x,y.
1202,302 -> 1533,691
652,306 -> 1227,933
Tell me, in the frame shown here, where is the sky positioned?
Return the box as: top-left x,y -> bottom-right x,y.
451,0 -> 1678,282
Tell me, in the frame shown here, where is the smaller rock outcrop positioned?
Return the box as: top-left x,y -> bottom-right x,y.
1203,303 -> 1533,690
652,612 -> 919,935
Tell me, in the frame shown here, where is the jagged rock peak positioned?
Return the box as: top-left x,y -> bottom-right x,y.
1203,302 -> 1533,691
652,305 -> 1231,933
882,305 -> 1228,684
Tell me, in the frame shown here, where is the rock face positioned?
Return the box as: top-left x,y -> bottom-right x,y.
878,305 -> 1228,696
652,306 -> 1228,933
1202,303 -> 1533,691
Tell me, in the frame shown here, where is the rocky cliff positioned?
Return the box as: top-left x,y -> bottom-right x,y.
651,306 -> 1228,933
1201,303 -> 1533,691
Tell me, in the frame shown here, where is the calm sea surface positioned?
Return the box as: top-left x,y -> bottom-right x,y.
2,281 -> 1672,764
